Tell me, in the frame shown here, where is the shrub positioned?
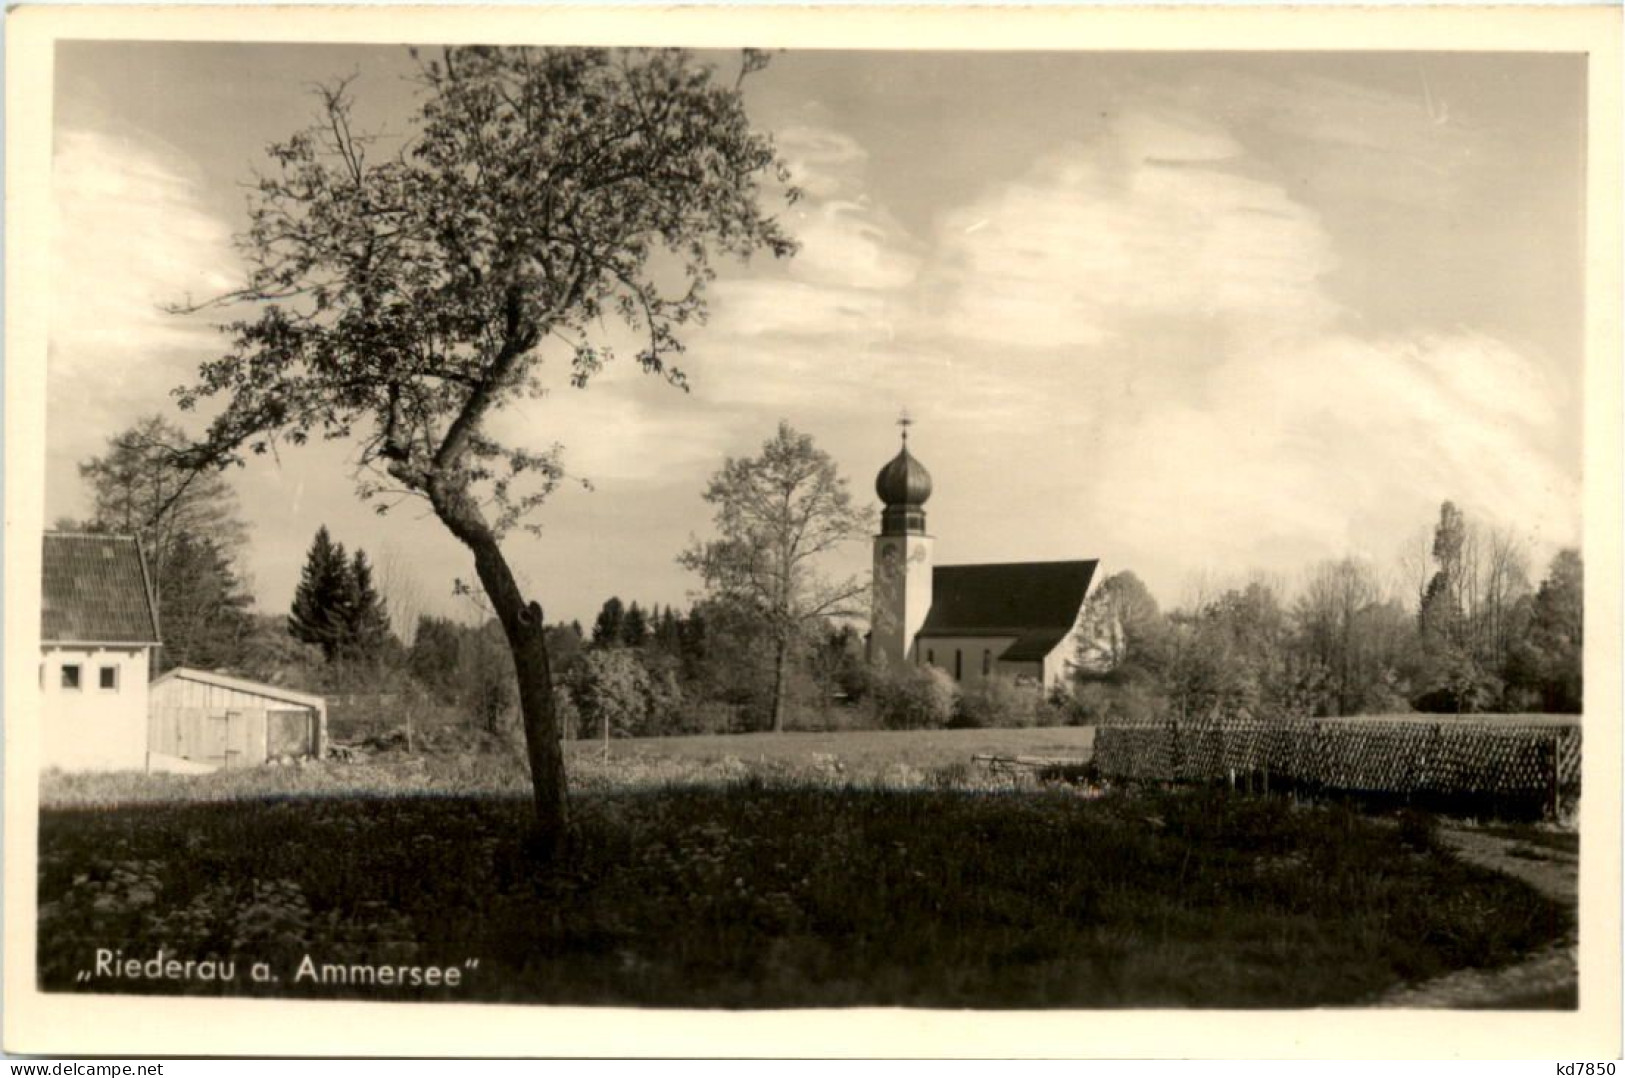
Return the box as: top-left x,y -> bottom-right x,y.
870,663 -> 958,730
1396,807 -> 1439,853
785,701 -> 881,734
1039,684 -> 1079,727
564,648 -> 659,740
553,685 -> 582,741
669,698 -> 748,736
1070,677 -> 1165,726
952,677 -> 1040,729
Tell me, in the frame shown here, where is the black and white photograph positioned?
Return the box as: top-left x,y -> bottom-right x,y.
5,3 -> 1620,1059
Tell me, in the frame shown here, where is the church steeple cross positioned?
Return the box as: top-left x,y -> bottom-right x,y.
897,408 -> 913,443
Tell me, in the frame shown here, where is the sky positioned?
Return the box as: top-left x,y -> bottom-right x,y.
46,44 -> 1587,629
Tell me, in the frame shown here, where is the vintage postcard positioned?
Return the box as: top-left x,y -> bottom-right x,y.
5,3 -> 1621,1059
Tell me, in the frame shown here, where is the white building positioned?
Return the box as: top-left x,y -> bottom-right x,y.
867,434 -> 1102,692
40,532 -> 161,771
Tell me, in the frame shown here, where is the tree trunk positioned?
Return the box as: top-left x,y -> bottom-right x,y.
477,543 -> 567,855
434,495 -> 567,855
770,636 -> 790,733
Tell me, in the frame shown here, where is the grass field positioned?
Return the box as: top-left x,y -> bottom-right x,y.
565,726 -> 1096,768
41,727 -> 1095,808
35,734 -> 1573,1009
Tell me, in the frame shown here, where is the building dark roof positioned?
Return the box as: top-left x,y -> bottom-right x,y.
997,628 -> 1077,663
916,560 -> 1098,661
41,533 -> 160,644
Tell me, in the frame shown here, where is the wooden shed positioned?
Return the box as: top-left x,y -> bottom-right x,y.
148,668 -> 327,771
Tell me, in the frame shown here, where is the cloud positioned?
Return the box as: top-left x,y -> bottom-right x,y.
675,116 -> 927,419
783,199 -> 921,292
928,108 -> 1339,350
51,128 -> 235,357
1087,329 -> 1581,592
775,122 -> 871,202
705,277 -> 902,342
1157,67 -> 1481,213
489,374 -> 732,487
49,128 -> 237,444
714,101 -> 1578,604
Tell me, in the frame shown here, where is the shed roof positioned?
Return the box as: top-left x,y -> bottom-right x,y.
151,667 -> 327,713
41,532 -> 160,644
916,560 -> 1098,663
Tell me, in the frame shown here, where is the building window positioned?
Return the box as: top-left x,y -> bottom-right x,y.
983,650 -> 992,677
926,649 -> 935,667
955,650 -> 963,681
99,665 -> 119,691
60,664 -> 82,691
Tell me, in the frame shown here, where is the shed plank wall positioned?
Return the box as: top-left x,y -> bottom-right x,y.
149,675 -> 324,767
149,706 -> 270,767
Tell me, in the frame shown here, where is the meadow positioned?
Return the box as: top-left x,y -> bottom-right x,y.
42,727 -> 1096,806
36,732 -> 1573,1009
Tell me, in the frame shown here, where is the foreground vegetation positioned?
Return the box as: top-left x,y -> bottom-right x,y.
38,753 -> 1570,1008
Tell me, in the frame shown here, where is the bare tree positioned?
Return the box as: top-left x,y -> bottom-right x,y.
1393,523 -> 1436,614
680,422 -> 871,732
78,414 -> 247,606
1295,557 -> 1384,716
1477,525 -> 1533,673
375,543 -> 426,649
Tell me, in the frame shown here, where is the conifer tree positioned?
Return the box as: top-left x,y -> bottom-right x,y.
592,597 -> 627,648
288,525 -> 352,661
157,533 -> 253,673
622,601 -> 650,648
655,605 -> 682,653
344,548 -> 394,663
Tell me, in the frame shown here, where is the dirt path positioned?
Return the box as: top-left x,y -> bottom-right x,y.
1373,827 -> 1578,1009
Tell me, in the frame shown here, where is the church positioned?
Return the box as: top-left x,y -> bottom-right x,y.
867,429 -> 1103,693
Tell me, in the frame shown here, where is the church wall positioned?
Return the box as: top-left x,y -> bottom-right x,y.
916,635 -> 1019,685
995,659 -> 1045,685
1045,607 -> 1119,692
1042,645 -> 1073,694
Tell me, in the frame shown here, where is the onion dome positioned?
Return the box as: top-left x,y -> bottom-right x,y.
876,443 -> 933,507
876,438 -> 931,535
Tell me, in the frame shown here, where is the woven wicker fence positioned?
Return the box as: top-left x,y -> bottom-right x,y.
1093,715 -> 1580,817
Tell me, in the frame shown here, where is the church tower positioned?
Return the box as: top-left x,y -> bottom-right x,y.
870,421 -> 934,667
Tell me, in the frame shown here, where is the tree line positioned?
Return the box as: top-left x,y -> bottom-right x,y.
68,413 -> 1583,743
1074,501 -> 1582,724
63,415 -> 874,739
